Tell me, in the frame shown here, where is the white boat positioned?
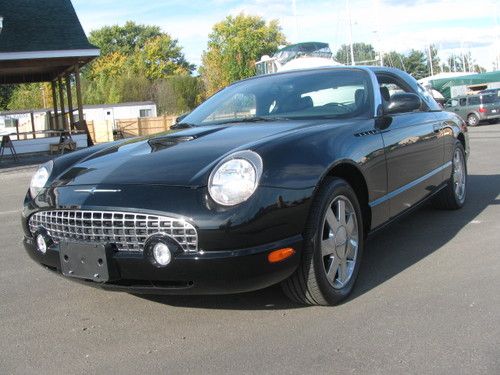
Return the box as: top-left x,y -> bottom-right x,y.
256,42 -> 342,75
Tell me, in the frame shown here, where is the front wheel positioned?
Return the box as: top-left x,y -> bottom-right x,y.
281,177 -> 364,305
432,142 -> 467,210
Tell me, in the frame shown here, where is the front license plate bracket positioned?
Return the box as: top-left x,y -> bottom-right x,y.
59,242 -> 116,282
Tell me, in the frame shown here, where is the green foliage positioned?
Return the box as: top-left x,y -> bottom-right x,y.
428,44 -> 441,75
81,21 -> 196,110
88,21 -> 162,56
444,52 -> 486,73
153,76 -> 205,114
200,14 -> 286,96
133,35 -> 195,80
7,83 -> 44,110
0,85 -> 15,110
402,50 -> 428,80
384,51 -> 407,71
335,43 -> 377,65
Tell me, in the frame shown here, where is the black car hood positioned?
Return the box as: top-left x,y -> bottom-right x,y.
54,121 -> 317,188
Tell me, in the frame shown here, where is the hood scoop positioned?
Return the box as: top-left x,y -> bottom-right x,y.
148,135 -> 196,152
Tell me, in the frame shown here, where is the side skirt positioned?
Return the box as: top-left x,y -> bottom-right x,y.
367,182 -> 447,239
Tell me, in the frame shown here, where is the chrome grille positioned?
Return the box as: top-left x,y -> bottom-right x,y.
28,210 -> 198,252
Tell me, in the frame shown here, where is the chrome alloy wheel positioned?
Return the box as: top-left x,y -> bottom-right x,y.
321,196 -> 359,289
453,148 -> 466,202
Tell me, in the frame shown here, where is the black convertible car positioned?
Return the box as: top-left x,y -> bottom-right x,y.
23,67 -> 469,305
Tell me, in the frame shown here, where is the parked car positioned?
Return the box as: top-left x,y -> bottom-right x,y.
445,93 -> 500,126
478,88 -> 500,96
23,67 -> 469,305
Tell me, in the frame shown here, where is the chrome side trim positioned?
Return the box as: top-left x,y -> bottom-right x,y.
369,161 -> 452,208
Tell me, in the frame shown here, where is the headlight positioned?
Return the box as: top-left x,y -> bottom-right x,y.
208,150 -> 263,206
29,160 -> 53,198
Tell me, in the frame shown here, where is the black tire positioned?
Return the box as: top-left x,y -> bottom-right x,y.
281,177 -> 364,306
467,113 -> 479,127
432,142 -> 467,210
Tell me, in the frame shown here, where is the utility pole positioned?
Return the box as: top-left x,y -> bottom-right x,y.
292,0 -> 299,43
427,44 -> 434,76
346,0 -> 355,65
374,0 -> 383,66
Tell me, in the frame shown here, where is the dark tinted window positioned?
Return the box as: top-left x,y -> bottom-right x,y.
468,96 -> 480,105
480,94 -> 498,104
459,98 -> 467,106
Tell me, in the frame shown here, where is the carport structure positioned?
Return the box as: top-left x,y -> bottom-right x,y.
0,0 -> 99,141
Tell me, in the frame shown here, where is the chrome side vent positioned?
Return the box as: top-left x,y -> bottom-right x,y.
354,130 -> 378,137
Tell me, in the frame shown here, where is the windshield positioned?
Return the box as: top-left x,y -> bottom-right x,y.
182,69 -> 374,126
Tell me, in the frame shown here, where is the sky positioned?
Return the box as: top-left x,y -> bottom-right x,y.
72,0 -> 500,73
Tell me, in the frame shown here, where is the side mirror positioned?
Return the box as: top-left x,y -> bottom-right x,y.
385,93 -> 422,115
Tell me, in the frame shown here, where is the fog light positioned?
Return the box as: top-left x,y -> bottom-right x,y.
36,234 -> 47,254
153,242 -> 172,266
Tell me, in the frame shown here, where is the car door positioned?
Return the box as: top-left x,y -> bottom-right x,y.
376,73 -> 444,218
457,97 -> 468,120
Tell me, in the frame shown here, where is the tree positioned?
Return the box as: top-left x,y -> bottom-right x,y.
444,52 -> 485,73
0,85 -> 14,110
152,76 -> 205,114
7,83 -> 52,110
88,21 -> 163,56
89,51 -> 129,79
134,35 -> 194,80
200,14 -> 286,96
335,43 -> 376,65
403,49 -> 428,80
383,51 -> 407,71
83,21 -> 195,107
427,44 -> 441,75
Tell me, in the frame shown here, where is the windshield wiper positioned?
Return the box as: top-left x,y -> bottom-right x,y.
215,116 -> 289,125
171,122 -> 197,129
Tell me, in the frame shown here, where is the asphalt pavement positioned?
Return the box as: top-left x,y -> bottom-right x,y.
0,124 -> 499,374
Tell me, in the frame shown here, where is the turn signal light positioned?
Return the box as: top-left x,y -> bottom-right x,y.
268,248 -> 295,263
478,107 -> 486,113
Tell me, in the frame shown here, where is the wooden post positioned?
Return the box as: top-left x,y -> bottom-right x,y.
74,65 -> 84,124
65,74 -> 75,128
57,76 -> 68,130
137,118 -> 143,136
30,111 -> 36,139
51,80 -> 59,130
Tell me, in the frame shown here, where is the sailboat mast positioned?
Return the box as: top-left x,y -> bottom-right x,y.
346,0 -> 355,65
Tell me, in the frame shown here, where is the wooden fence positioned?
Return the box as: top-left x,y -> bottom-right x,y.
116,115 -> 177,138
84,115 -> 178,144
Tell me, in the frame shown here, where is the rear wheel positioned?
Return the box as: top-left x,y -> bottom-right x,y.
432,142 -> 467,210
467,113 -> 479,127
281,177 -> 364,305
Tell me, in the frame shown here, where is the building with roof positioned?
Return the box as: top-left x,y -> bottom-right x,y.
0,0 -> 99,144
0,101 -> 158,134
427,71 -> 500,99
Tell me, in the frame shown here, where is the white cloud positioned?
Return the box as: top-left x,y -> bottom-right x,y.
73,0 -> 500,70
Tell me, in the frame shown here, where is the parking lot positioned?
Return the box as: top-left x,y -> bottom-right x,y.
0,124 -> 499,374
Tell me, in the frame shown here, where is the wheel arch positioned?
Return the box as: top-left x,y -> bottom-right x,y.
314,160 -> 371,237
457,132 -> 466,150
